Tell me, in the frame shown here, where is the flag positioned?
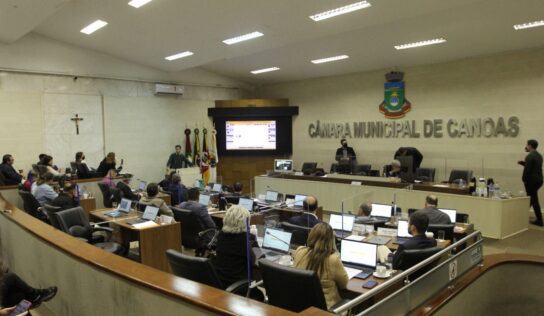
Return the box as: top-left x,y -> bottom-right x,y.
209,128 -> 218,182
193,128 -> 201,167
184,128 -> 192,164
202,128 -> 209,156
201,152 -> 210,185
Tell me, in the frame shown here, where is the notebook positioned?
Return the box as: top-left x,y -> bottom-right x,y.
212,183 -> 222,193
291,194 -> 307,209
340,240 -> 377,278
238,197 -> 254,212
370,203 -> 393,219
105,198 -> 131,218
199,194 -> 211,206
126,205 -> 159,225
394,219 -> 411,245
265,190 -> 279,202
329,214 -> 355,238
439,208 -> 457,223
260,228 -> 292,258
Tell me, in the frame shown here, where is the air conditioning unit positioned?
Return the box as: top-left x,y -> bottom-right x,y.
154,83 -> 184,95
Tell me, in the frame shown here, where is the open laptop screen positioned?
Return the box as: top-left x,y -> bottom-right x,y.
262,228 -> 292,253
265,190 -> 279,202
118,198 -> 131,213
238,198 -> 254,211
212,183 -> 222,192
274,159 -> 293,172
294,194 -> 306,207
439,208 -> 457,223
371,203 -> 392,218
340,240 -> 377,269
199,194 -> 211,206
138,181 -> 147,191
142,205 -> 159,221
397,220 -> 411,238
329,214 -> 355,232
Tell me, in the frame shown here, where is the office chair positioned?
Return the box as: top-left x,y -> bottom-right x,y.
383,164 -> 392,176
259,259 -> 347,312
166,249 -> 262,299
97,183 -> 114,208
171,207 -> 210,251
280,221 -> 310,246
301,162 -> 317,174
353,164 -> 371,175
427,223 -> 456,241
456,212 -> 469,224
393,246 -> 442,281
449,170 -> 473,184
70,162 -> 78,175
330,163 -> 339,173
408,208 -> 419,216
42,204 -> 62,228
367,170 -> 380,177
17,190 -> 48,223
51,207 -> 125,255
416,167 -> 436,182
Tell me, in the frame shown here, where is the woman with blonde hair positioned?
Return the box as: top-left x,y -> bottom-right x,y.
293,222 -> 348,309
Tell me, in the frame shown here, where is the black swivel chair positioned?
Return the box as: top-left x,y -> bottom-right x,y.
259,259 -> 347,312
449,170 -> 473,184
17,190 -> 48,223
171,207 -> 207,250
280,221 -> 310,246
330,163 -> 339,173
301,162 -> 317,174
383,164 -> 392,176
408,208 -> 419,216
98,183 -> 114,208
353,164 -> 371,175
416,168 -> 436,182
51,207 -> 125,255
456,212 -> 469,224
393,247 -> 442,281
427,224 -> 456,241
43,204 -> 62,228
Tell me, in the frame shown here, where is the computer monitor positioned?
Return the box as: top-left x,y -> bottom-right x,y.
397,219 -> 411,238
265,190 -> 279,202
262,228 -> 292,253
238,198 -> 254,211
371,203 -> 392,218
329,214 -> 355,232
138,181 -> 147,191
199,194 -> 211,206
274,159 -> 293,173
439,208 -> 457,223
340,240 -> 377,269
212,183 -> 222,192
294,194 -> 306,207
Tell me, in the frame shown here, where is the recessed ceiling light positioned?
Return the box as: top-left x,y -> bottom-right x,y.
513,20 -> 544,30
311,55 -> 349,64
223,31 -> 263,45
251,67 -> 280,74
128,0 -> 153,8
80,20 -> 108,35
394,38 -> 447,50
309,1 -> 371,22
165,51 -> 194,61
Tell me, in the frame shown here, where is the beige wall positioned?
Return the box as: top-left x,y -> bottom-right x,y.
258,47 -> 544,200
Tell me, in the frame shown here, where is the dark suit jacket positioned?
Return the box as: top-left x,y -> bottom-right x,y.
392,234 -> 437,269
116,181 -> 140,201
169,183 -> 188,206
287,213 -> 321,228
96,160 -> 116,177
394,147 -> 423,170
0,163 -> 22,185
213,232 -> 258,286
178,200 -> 216,229
522,150 -> 543,187
49,193 -> 77,211
335,147 -> 356,159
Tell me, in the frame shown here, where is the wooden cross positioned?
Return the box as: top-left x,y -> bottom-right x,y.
71,114 -> 84,135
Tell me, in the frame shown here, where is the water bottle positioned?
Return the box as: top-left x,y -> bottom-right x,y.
487,183 -> 494,198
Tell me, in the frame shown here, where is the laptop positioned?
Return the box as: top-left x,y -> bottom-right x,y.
371,203 -> 393,220
291,194 -> 306,209
439,208 -> 457,223
105,198 -> 132,218
340,240 -> 378,278
364,235 -> 392,245
126,205 -> 159,225
238,197 -> 254,212
265,190 -> 280,203
133,180 -> 147,193
260,228 -> 292,258
394,219 -> 411,245
199,194 -> 211,206
274,159 -> 293,173
212,183 -> 222,193
329,214 -> 355,238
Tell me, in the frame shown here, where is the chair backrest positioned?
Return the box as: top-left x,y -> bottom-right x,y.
166,249 -> 224,289
280,221 -> 310,246
171,207 -> 204,249
52,207 -> 92,240
416,167 -> 436,182
383,164 -> 392,175
367,170 -> 380,177
408,208 -> 419,216
97,183 -> 113,207
18,190 -> 42,218
137,202 -> 151,212
353,164 -> 371,175
395,246 -> 442,280
456,212 -> 469,224
449,169 -> 472,183
259,259 -> 327,312
330,163 -> 338,173
301,162 -> 317,173
0,171 -> 6,185
43,204 -> 62,228
70,162 -> 78,174
427,224 -> 455,241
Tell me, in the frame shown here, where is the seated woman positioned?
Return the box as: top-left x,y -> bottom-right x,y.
213,205 -> 258,287
96,152 -> 118,177
101,169 -> 117,190
40,155 -> 63,177
293,222 -> 349,309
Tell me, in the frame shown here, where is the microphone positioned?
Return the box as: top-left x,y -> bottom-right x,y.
265,230 -> 290,247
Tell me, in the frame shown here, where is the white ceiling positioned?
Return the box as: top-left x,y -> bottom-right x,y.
2,0 -> 544,85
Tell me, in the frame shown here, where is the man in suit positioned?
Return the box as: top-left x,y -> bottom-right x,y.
418,195 -> 451,224
392,211 -> 437,269
354,202 -> 373,224
287,195 -> 321,228
394,147 -> 423,171
178,188 -> 216,230
518,139 -> 544,226
116,174 -> 141,201
0,154 -> 23,185
166,145 -> 192,170
335,139 -> 356,174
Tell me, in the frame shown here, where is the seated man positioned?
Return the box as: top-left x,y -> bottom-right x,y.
391,211 -> 437,269
33,173 -> 58,206
169,174 -> 187,205
49,182 -> 77,211
139,183 -> 173,216
418,195 -> 451,224
387,159 -> 402,178
74,152 -> 98,179
354,202 -> 373,224
178,188 -> 216,231
287,195 -> 321,228
0,154 -> 23,185
232,181 -> 244,196
116,174 -> 141,201
394,147 -> 423,171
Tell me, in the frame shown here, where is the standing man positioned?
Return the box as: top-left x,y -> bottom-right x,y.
167,145 -> 192,170
335,139 -> 356,174
518,139 -> 543,226
0,154 -> 24,185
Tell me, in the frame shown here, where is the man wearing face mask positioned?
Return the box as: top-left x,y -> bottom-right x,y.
335,138 -> 356,174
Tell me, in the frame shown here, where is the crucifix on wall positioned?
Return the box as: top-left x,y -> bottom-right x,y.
71,113 -> 84,135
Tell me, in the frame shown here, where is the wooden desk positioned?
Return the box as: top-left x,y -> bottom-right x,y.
79,197 -> 96,216
90,209 -> 181,272
210,207 -> 322,227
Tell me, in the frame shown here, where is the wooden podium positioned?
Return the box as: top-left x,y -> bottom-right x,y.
174,167 -> 201,186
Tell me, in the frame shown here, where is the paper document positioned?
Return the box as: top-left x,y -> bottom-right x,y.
345,235 -> 365,241
132,221 -> 159,229
344,267 -> 363,279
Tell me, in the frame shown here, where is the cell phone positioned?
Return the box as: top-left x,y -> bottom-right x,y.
362,280 -> 378,289
9,299 -> 32,316
354,271 -> 372,280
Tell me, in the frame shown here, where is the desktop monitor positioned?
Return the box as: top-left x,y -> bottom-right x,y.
397,219 -> 411,238
262,228 -> 292,253
238,198 -> 254,212
439,208 -> 457,223
212,183 -> 222,192
274,159 -> 293,173
265,190 -> 279,202
371,203 -> 393,218
329,214 -> 355,232
294,194 -> 306,207
340,240 -> 377,269
199,194 -> 211,206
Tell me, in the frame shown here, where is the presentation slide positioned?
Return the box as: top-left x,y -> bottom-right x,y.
226,120 -> 276,150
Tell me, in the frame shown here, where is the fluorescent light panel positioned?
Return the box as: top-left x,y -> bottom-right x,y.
251,67 -> 280,74
165,51 -> 194,61
80,20 -> 108,35
223,31 -> 263,45
310,1 -> 371,21
394,38 -> 447,50
311,55 -> 349,64
513,20 -> 544,30
128,0 -> 153,8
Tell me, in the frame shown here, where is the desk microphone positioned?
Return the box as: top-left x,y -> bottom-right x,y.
265,230 -> 290,247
